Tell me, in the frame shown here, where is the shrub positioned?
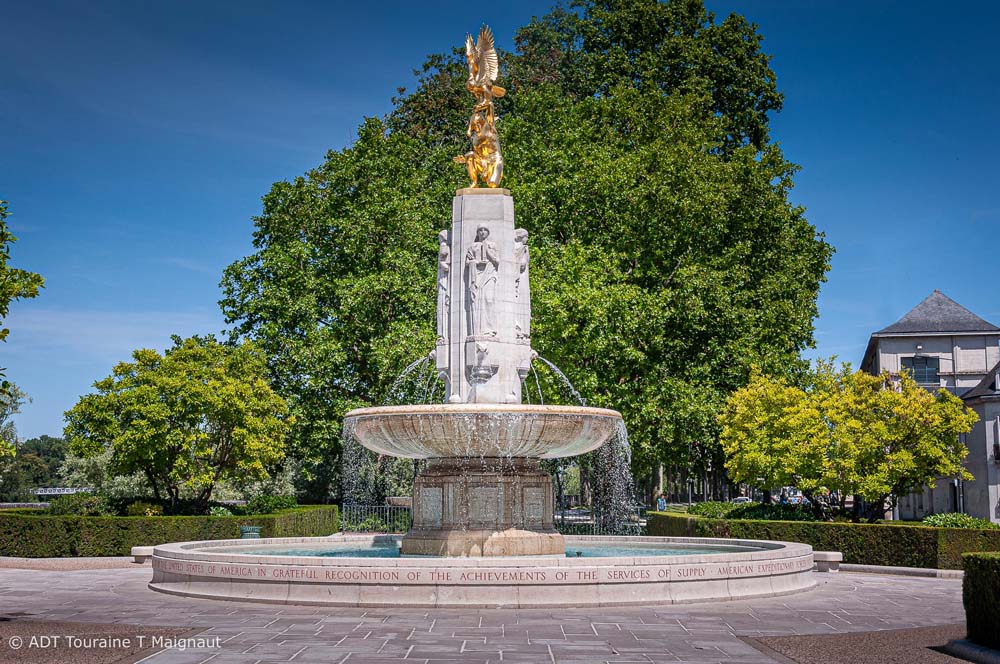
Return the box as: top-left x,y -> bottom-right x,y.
963,552 -> 1000,649
47,494 -> 111,516
647,511 -> 1000,569
344,515 -> 389,532
58,449 -> 151,503
209,506 -> 233,517
247,494 -> 297,514
688,501 -> 738,518
923,512 -> 1000,530
729,503 -> 816,521
125,501 -> 163,517
0,505 -> 339,557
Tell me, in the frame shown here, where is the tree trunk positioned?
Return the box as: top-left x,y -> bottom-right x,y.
144,468 -> 162,502
864,496 -> 888,523
554,468 -> 564,513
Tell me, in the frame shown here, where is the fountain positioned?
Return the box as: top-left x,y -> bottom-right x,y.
147,24 -> 816,606
341,186 -> 623,556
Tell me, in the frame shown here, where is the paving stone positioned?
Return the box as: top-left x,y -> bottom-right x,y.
0,568 -> 966,664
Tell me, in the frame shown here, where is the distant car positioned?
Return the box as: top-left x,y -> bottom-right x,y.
732,496 -> 752,505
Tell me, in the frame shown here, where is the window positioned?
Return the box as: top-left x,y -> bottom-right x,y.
901,356 -> 939,384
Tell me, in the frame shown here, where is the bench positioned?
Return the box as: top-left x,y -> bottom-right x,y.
814,550 -> 842,572
131,546 -> 154,564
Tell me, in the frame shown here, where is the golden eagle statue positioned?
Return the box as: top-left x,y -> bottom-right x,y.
453,25 -> 505,188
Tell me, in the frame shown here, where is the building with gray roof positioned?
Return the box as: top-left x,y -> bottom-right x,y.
862,290 -> 1000,523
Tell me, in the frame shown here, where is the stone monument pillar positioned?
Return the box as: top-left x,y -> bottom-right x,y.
435,188 -> 534,405
404,187 -> 557,556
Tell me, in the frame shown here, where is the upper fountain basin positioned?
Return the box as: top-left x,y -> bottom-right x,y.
343,404 -> 623,459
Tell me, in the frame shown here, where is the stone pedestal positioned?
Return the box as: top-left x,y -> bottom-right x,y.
401,457 -> 564,557
436,188 -> 533,405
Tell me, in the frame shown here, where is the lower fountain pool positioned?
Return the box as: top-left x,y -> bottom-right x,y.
213,540 -> 764,558
149,534 -> 816,608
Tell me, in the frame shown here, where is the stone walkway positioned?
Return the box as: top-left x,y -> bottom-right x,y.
0,567 -> 966,664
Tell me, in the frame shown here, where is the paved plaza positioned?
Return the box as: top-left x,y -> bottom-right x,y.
0,566 -> 969,664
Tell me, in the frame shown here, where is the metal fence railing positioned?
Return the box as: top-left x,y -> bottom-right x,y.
338,504 -> 647,536
341,504 -> 412,533
555,519 -> 646,537
554,506 -> 647,536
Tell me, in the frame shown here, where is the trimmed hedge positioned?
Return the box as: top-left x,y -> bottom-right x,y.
647,511 -> 1000,569
0,505 -> 339,557
962,552 -> 1000,649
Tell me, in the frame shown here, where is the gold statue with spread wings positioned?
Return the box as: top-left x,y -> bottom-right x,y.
453,25 -> 505,188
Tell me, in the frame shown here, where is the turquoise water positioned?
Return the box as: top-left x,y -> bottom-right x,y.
218,542 -> 760,558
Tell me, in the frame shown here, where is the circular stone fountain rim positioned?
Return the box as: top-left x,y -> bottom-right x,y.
152,535 -> 809,566
148,535 -> 816,607
344,404 -> 623,419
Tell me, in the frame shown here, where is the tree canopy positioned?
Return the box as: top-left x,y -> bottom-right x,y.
220,0 -> 832,499
0,433 -> 66,502
0,384 -> 27,459
63,336 -> 289,512
0,200 -> 44,407
721,363 -> 978,521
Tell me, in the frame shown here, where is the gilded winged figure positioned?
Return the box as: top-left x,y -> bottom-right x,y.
453,25 -> 505,188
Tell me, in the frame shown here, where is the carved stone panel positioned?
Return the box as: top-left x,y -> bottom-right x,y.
469,487 -> 500,526
420,487 -> 443,528
523,487 -> 544,526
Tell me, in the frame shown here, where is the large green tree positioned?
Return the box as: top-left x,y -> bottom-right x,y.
0,200 -> 44,420
220,0 -> 832,499
0,385 -> 45,501
64,336 -> 289,512
18,435 -> 67,483
0,383 -> 27,470
0,434 -> 66,502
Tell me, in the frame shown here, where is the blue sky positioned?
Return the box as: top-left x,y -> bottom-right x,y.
2,1 -> 999,439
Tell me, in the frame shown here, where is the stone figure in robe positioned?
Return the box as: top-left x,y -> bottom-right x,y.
513,228 -> 531,341
437,230 -> 451,344
465,225 -> 499,337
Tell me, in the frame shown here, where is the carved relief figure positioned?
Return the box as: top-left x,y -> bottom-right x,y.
437,230 -> 451,344
513,228 -> 531,341
465,225 -> 499,337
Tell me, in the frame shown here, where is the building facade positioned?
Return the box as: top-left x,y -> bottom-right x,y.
860,290 -> 1000,523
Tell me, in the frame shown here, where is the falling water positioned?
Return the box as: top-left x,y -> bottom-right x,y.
382,355 -> 430,406
532,356 -> 636,534
340,419 -> 383,505
536,356 -> 586,406
591,420 -> 636,533
345,350 -> 638,535
342,352 -> 440,505
530,364 -> 544,405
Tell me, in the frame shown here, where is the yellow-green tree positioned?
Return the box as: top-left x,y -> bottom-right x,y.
721,363 -> 977,521
64,336 -> 289,512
